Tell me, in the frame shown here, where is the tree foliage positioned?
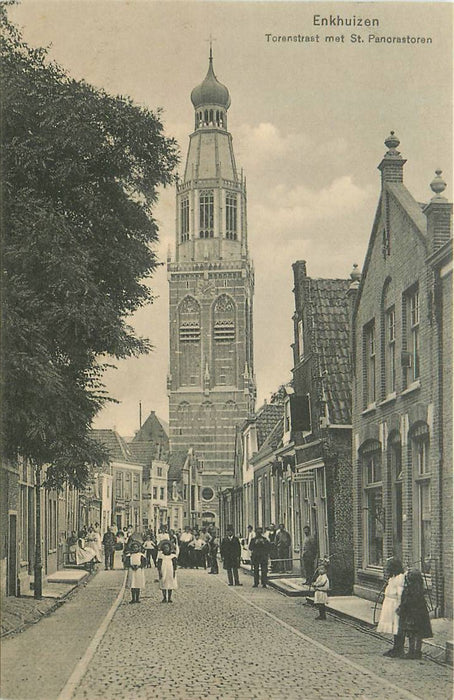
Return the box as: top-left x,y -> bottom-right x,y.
1,6 -> 179,487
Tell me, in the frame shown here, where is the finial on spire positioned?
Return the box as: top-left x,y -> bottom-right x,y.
430,169 -> 447,198
206,34 -> 216,62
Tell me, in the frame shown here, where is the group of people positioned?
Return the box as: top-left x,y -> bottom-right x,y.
377,557 -> 433,660
241,523 -> 293,574
108,523 -> 219,603
67,524 -> 103,571
220,524 -> 329,620
239,523 -> 318,584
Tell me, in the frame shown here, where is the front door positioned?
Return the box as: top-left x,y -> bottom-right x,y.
8,514 -> 17,596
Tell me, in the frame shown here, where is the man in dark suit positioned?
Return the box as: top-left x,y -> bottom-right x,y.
102,526 -> 117,570
249,527 -> 271,588
220,525 -> 242,586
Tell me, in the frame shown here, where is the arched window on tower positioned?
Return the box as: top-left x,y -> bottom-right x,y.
212,295 -> 236,386
177,402 -> 192,435
180,197 -> 189,242
199,190 -> 214,238
225,193 -> 238,240
178,297 -> 201,387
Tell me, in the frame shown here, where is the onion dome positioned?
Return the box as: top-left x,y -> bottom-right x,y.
191,49 -> 231,110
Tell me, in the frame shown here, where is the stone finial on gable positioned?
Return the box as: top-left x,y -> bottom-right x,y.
424,170 -> 452,252
430,169 -> 447,200
378,130 -> 407,185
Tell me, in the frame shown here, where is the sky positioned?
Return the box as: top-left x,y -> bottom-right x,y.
10,0 -> 453,436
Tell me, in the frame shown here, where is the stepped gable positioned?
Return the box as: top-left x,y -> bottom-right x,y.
91,428 -> 132,462
256,402 -> 285,450
310,278 -> 351,425
167,451 -> 188,482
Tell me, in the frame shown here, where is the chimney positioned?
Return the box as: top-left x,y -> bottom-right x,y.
378,131 -> 406,186
292,259 -> 307,315
423,170 -> 452,253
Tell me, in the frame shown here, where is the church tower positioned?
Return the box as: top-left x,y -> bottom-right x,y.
168,50 -> 255,525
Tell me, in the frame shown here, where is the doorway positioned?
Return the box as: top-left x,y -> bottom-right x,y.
8,514 -> 17,596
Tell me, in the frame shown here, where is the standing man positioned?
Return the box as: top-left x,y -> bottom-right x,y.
249,527 -> 271,588
275,523 -> 292,572
220,526 -> 242,586
102,526 -> 117,570
302,525 -> 318,585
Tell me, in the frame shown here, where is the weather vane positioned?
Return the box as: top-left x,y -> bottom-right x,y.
205,34 -> 216,58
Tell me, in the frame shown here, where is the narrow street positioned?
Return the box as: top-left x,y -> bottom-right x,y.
3,563 -> 445,700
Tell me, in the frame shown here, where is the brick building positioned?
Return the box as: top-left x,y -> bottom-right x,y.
351,133 -> 452,617
92,429 -> 143,532
167,50 -> 255,525
129,411 -> 170,531
167,449 -> 204,529
274,264 -> 354,592
1,458 -> 79,597
219,401 -> 283,537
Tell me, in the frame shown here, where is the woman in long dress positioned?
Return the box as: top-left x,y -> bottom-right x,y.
377,557 -> 405,657
85,527 -> 101,563
157,540 -> 178,603
75,533 -> 97,570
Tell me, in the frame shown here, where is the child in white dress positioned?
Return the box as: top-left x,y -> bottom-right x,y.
157,540 -> 178,603
377,557 -> 405,657
313,564 -> 330,620
125,540 -> 146,604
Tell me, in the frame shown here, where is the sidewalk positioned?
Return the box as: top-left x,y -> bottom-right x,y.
259,571 -> 453,666
2,570 -> 90,638
0,568 -> 125,700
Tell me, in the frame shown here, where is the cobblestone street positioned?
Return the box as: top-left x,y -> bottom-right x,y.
70,567 -> 452,700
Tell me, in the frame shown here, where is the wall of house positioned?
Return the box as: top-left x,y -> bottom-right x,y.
352,187 -> 446,609
439,262 -> 452,616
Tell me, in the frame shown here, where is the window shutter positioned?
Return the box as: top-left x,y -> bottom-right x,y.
290,394 -> 311,432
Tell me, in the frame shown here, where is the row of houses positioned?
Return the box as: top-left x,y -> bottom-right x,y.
220,133 -> 453,618
0,411 -> 205,597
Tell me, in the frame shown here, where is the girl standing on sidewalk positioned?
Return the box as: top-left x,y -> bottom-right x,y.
313,564 -> 330,620
377,557 -> 406,657
125,540 -> 146,604
157,540 -> 178,603
398,568 -> 433,660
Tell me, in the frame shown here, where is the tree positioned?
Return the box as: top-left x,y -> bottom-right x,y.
1,5 -> 179,489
